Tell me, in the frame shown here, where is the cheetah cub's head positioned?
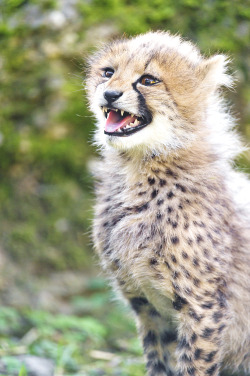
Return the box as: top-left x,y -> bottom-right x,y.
86,31 -> 231,155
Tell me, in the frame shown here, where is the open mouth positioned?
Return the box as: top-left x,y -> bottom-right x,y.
101,107 -> 151,137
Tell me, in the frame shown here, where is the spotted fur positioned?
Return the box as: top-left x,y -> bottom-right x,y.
86,31 -> 250,376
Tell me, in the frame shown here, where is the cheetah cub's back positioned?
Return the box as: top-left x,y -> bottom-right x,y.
86,31 -> 250,376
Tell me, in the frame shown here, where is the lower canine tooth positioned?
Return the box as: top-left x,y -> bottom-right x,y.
134,119 -> 139,126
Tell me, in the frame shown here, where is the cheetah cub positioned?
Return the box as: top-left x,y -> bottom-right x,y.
86,31 -> 250,376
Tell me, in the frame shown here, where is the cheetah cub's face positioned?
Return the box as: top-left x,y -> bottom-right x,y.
87,32 -> 231,154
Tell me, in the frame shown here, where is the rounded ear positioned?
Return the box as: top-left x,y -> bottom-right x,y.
198,54 -> 233,92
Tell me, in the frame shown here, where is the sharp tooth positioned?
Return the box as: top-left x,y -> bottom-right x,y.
121,110 -> 124,116
134,119 -> 139,126
114,108 -> 118,112
104,107 -> 108,112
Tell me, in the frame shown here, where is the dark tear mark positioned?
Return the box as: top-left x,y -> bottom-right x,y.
131,80 -> 153,124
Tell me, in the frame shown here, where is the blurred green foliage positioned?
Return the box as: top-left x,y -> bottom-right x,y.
0,283 -> 144,375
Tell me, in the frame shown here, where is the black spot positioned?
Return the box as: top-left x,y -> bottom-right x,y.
130,297 -> 148,313
218,324 -> 226,333
184,222 -> 189,229
191,333 -> 197,343
202,327 -> 214,339
171,254 -> 177,263
180,354 -> 192,362
171,236 -> 179,244
150,258 -> 158,266
167,191 -> 174,199
205,351 -> 217,362
165,261 -> 171,269
160,179 -> 166,186
193,278 -> 200,287
205,263 -> 214,273
151,189 -> 159,199
152,360 -> 167,373
135,202 -> 149,212
172,271 -> 179,279
111,213 -> 126,226
157,199 -> 164,206
206,364 -> 218,375
160,330 -> 177,345
187,367 -> 196,376
178,204 -> 183,209
182,251 -> 188,259
172,221 -> 178,228
149,308 -> 161,318
167,206 -> 173,213
193,258 -> 199,267
175,183 -> 187,193
166,168 -> 177,178
189,309 -> 202,322
148,177 -> 155,185
194,348 -> 203,360
156,212 -> 163,220
178,336 -> 190,349
147,350 -> 158,360
201,301 -> 214,309
143,330 -> 158,349
173,293 -> 187,311
138,191 -> 147,196
182,267 -> 191,279
196,235 -> 203,243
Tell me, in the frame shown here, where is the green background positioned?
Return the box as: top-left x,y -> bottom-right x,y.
0,0 -> 249,374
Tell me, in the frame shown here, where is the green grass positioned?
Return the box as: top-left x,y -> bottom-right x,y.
0,279 -> 144,375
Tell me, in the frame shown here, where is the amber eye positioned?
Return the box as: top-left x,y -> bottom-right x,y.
102,68 -> 114,78
140,75 -> 159,86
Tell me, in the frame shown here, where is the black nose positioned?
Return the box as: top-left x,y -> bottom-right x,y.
104,90 -> 123,103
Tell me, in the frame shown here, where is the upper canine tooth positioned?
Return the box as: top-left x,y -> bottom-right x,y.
114,109 -> 118,112
121,110 -> 124,116
104,107 -> 108,112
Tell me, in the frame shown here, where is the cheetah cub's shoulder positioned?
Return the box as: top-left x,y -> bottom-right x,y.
86,31 -> 250,376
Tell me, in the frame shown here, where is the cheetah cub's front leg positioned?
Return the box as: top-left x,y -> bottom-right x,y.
174,299 -> 226,376
129,295 -> 176,376
128,290 -> 226,376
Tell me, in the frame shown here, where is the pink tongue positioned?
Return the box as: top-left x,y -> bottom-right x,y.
105,110 -> 135,132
